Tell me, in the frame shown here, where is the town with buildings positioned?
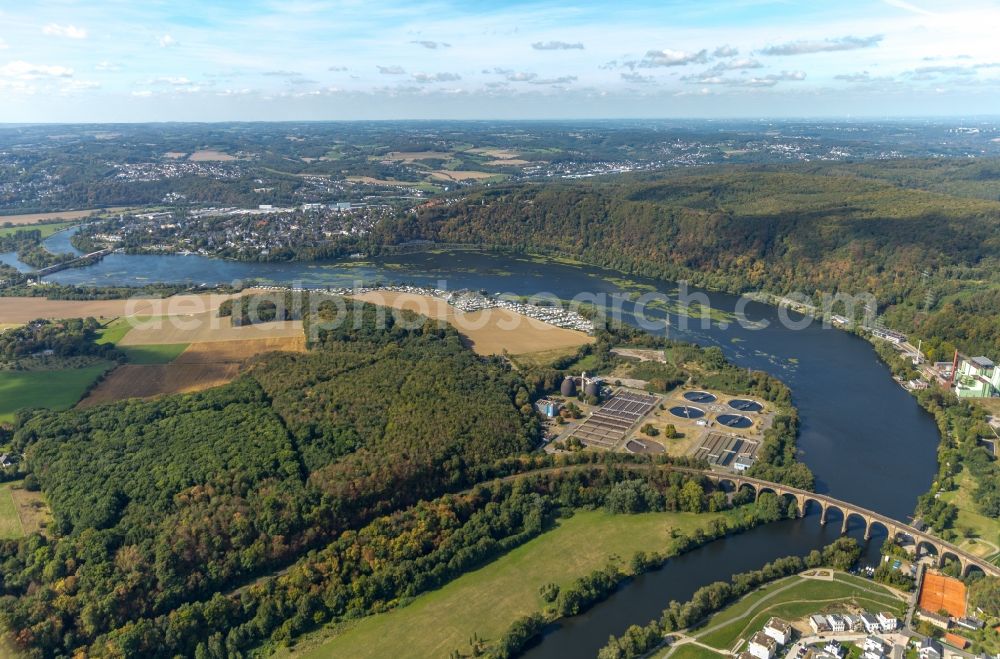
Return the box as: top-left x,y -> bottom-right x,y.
74,203 -> 396,260
723,564 -> 991,659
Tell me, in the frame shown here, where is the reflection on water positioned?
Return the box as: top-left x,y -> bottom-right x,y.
35,246 -> 941,654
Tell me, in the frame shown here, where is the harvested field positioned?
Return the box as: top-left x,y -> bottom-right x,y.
347,176 -> 422,186
0,208 -> 126,226
78,363 -> 240,407
0,291 -> 249,324
348,291 -> 592,356
174,336 -> 306,362
188,149 -> 236,161
483,159 -> 531,166
383,151 -> 452,162
430,170 -> 495,181
118,312 -> 303,345
919,572 -> 967,618
468,147 -> 521,159
164,151 -> 187,159
79,336 -> 307,406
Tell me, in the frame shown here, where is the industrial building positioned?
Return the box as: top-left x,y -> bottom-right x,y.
561,372 -> 603,399
954,355 -> 1000,398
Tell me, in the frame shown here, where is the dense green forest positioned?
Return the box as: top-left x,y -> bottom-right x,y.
373,163 -> 1000,357
0,292 -> 817,657
0,301 -> 538,656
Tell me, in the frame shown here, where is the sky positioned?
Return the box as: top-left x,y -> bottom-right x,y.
0,0 -> 999,121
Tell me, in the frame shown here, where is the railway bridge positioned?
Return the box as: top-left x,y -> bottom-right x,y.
669,467 -> 1000,579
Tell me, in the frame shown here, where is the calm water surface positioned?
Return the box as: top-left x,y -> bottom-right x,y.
18,242 -> 940,655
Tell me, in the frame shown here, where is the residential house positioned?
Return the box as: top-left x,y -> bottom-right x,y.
860,613 -> 881,634
955,617 -> 984,631
764,618 -> 792,645
918,638 -> 943,659
843,615 -> 861,632
864,637 -> 885,654
827,614 -> 847,632
810,615 -> 831,634
824,641 -> 845,659
918,610 -> 950,630
877,612 -> 898,631
749,632 -> 778,659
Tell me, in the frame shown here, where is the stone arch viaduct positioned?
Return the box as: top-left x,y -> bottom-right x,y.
666,467 -> 1000,579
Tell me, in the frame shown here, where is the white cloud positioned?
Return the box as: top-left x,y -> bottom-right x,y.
505,71 -> 538,82
713,45 -> 739,58
377,65 -> 406,75
411,40 -> 450,49
0,38 -> 8,50
42,24 -> 88,39
621,72 -> 655,84
0,61 -> 74,79
528,75 -> 577,85
532,41 -> 584,51
633,49 -> 709,68
880,0 -> 936,16
759,35 -> 882,56
412,71 -> 461,83
131,90 -> 153,97
152,76 -> 193,86
95,61 -> 122,72
158,34 -> 178,48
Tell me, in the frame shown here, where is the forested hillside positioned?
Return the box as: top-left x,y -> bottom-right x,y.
380,163 -> 1000,356
0,301 -> 536,656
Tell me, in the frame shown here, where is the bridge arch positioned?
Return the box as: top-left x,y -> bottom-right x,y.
842,510 -> 869,535
915,539 -> 940,560
963,563 -> 986,580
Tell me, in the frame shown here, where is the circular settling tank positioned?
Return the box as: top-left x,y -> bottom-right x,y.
626,439 -> 665,454
717,414 -> 753,428
683,391 -> 717,404
669,405 -> 705,419
728,399 -> 763,413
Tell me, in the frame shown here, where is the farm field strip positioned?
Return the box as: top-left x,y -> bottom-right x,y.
0,207 -> 131,225
79,335 -> 307,406
0,292 -> 251,324
0,361 -> 115,422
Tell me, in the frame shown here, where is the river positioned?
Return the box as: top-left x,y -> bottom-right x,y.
8,237 -> 941,657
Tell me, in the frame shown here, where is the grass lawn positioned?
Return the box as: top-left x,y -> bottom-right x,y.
666,644 -> 728,659
121,343 -> 189,365
96,318 -> 187,364
96,317 -> 136,345
0,361 -> 114,422
276,508 -> 733,659
939,470 -> 1000,560
0,220 -> 77,238
510,345 -> 585,369
0,482 -> 23,539
695,573 -> 905,651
